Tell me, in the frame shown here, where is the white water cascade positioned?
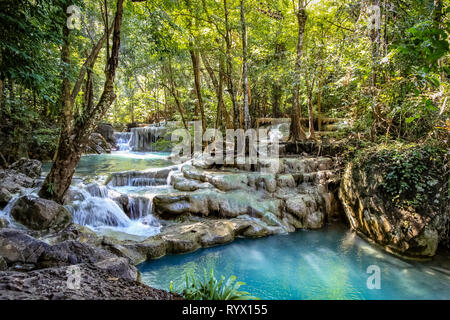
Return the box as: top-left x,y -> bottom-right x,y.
129,126 -> 167,152
66,183 -> 161,237
114,132 -> 133,151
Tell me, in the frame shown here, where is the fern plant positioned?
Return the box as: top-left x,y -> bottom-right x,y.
173,269 -> 258,300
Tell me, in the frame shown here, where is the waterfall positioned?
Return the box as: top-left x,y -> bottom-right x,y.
128,196 -> 153,220
106,167 -> 176,187
69,197 -> 132,227
65,183 -> 161,237
114,132 -> 133,151
85,183 -> 109,198
0,195 -> 19,225
128,126 -> 167,152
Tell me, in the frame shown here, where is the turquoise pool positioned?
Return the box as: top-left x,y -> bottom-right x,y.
138,223 -> 450,300
42,151 -> 173,177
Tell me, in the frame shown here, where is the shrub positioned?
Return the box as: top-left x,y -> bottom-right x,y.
171,269 -> 258,300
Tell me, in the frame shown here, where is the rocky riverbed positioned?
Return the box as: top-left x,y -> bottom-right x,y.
0,140 -> 448,300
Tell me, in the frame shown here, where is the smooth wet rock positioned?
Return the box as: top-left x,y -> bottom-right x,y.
128,238 -> 167,260
160,220 -> 236,254
172,175 -> 213,191
95,123 -> 116,146
153,189 -> 284,223
11,195 -> 72,231
0,217 -> 9,228
285,194 -> 325,229
86,132 -> 111,154
276,174 -> 296,188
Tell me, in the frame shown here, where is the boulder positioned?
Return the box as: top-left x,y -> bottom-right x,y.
0,169 -> 35,193
95,123 -> 116,146
172,175 -> 212,191
37,240 -> 114,268
161,221 -> 236,254
276,174 -> 296,188
94,257 -> 139,282
285,194 -> 325,229
41,223 -> 102,247
86,132 -> 111,154
8,158 -> 42,179
339,159 -> 440,258
153,189 -> 284,224
11,195 -> 72,231
121,238 -> 167,261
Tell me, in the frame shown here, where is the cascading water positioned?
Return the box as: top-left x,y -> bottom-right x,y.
129,126 -> 167,152
66,182 -> 162,238
114,132 -> 133,151
0,195 -> 18,225
69,197 -> 131,227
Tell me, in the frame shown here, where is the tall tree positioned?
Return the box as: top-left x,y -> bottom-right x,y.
289,0 -> 308,141
223,0 -> 240,129
39,0 -> 125,203
240,0 -> 251,129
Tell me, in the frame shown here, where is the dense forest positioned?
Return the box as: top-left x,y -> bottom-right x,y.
1,0 -> 448,155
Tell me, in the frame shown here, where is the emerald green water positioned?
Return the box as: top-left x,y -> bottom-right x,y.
138,224 -> 450,300
42,151 -> 173,177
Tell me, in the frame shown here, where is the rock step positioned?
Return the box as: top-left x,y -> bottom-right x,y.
180,164 -> 338,194
105,166 -> 177,187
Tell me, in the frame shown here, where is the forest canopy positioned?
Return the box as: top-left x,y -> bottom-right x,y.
0,0 -> 448,166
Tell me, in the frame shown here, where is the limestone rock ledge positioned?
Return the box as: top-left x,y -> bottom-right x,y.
339,161 -> 441,259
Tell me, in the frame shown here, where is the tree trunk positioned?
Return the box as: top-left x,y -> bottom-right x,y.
271,42 -> 285,118
0,77 -> 3,113
189,48 -> 206,133
7,77 -> 14,102
166,61 -> 188,131
240,0 -> 251,129
306,77 -> 316,140
223,0 -> 240,129
433,0 -> 445,82
39,0 -> 125,203
202,53 -> 226,130
317,79 -> 323,132
289,2 -> 307,141
369,0 -> 381,140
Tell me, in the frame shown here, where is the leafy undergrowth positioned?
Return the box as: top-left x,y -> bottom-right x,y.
171,269 -> 259,300
353,142 -> 450,247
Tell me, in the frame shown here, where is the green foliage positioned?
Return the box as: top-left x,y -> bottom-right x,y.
176,269 -> 258,300
368,145 -> 447,211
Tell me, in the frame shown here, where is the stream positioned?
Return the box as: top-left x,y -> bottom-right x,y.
4,127 -> 449,300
